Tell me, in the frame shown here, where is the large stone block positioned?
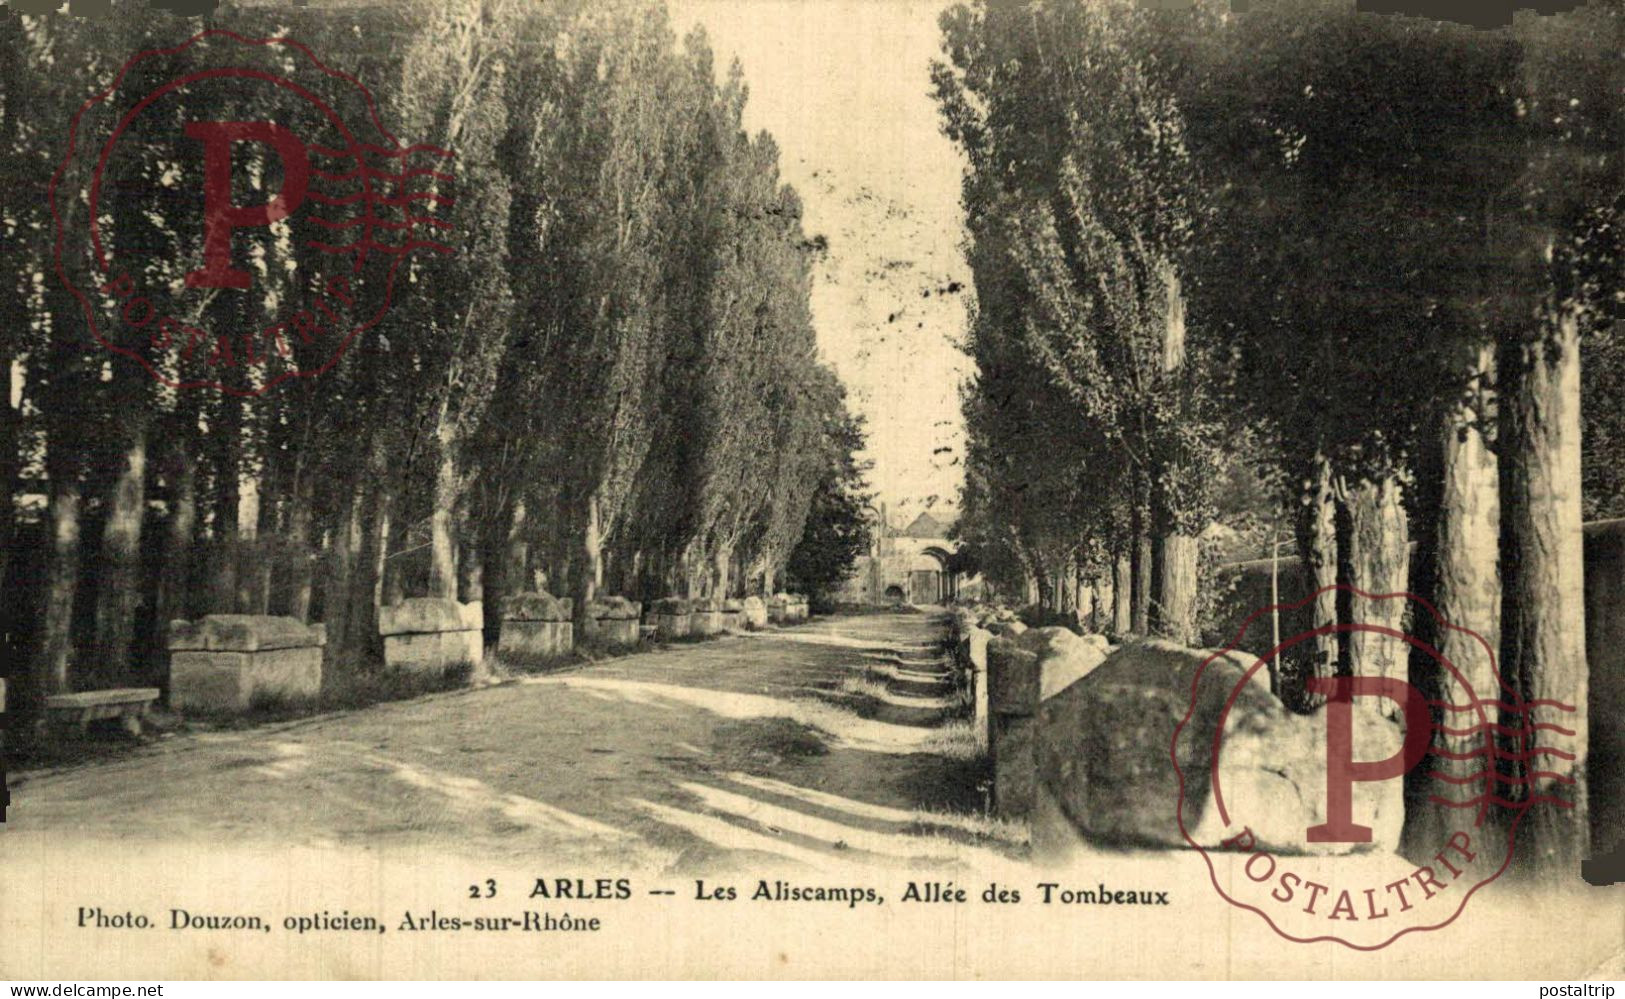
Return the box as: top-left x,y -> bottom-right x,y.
742,596 -> 768,630
383,630 -> 484,678
767,593 -> 790,624
500,592 -> 573,658
992,713 -> 1037,818
787,595 -> 810,622
379,598 -> 484,679
169,614 -> 325,653
986,638 -> 1039,716
1037,640 -> 1403,855
985,629 -> 1107,819
168,615 -> 325,713
582,596 -> 641,647
652,598 -> 692,639
499,621 -> 573,658
721,599 -> 745,632
379,598 -> 483,637
1018,626 -> 1110,701
503,591 -> 569,623
962,626 -> 994,750
689,598 -> 723,637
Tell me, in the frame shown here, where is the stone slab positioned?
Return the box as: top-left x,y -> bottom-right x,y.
503,592 -> 569,623
378,598 -> 483,637
169,615 -> 325,652
45,688 -> 160,709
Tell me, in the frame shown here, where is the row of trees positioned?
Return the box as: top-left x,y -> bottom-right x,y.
1,0 -> 865,711
937,0 -> 1619,873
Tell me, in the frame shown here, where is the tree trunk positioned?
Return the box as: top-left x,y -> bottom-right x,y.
283,468 -> 315,622
0,372 -> 18,668
153,432 -> 198,697
1033,564 -> 1052,611
577,492 -> 603,618
1346,476 -> 1410,715
428,445 -> 459,599
371,485 -> 395,613
35,475 -> 82,697
92,426 -> 148,687
323,475 -> 368,673
505,500 -> 529,595
208,438 -> 239,615
237,465 -> 269,615
1500,309 -> 1589,874
1059,562 -> 1078,614
713,545 -> 731,601
1406,343 -> 1502,858
379,487 -> 406,608
1132,534 -> 1152,635
1154,533 -> 1199,646
457,538 -> 484,603
1112,554 -> 1132,635
1296,453 -> 1342,707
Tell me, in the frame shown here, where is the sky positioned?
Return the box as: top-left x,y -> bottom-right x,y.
668,0 -> 974,526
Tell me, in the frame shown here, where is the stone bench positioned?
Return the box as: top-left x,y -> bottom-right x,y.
44,688 -> 161,736
170,615 -> 326,713
582,596 -> 641,647
379,598 -> 484,680
652,598 -> 692,638
500,592 -> 573,658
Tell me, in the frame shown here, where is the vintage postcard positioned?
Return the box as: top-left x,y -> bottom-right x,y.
0,0 -> 1620,982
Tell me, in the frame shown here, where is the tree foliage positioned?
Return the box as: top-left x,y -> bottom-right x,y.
0,0 -> 856,701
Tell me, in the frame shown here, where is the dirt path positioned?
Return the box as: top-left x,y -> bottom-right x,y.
5,610 -> 1017,872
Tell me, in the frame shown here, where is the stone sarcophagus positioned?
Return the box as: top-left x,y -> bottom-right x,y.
500,592 -> 573,659
169,615 -> 326,713
770,593 -> 809,624
379,598 -> 484,679
652,598 -> 692,638
689,598 -> 724,637
721,599 -> 745,632
583,596 -> 642,647
741,595 -> 768,630
989,628 -> 1112,819
987,637 -> 1040,818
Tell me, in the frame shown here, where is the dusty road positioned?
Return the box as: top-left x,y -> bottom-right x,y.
5,611 -> 1018,872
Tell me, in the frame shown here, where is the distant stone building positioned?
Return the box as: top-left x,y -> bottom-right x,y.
835,506 -> 980,605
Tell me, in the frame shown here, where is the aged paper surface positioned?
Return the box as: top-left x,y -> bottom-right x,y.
0,0 -> 1621,981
